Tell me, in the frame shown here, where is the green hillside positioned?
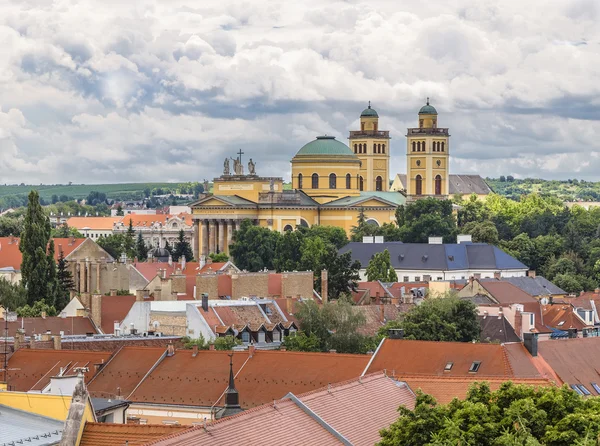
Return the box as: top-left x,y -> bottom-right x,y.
0,183 -> 180,200
486,178 -> 600,202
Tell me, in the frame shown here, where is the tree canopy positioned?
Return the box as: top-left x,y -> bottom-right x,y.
172,229 -> 194,262
379,382 -> 600,446
366,249 -> 398,282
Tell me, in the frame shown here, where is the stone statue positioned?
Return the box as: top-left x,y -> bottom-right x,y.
248,158 -> 256,175
232,157 -> 243,175
203,179 -> 209,193
223,157 -> 230,175
270,178 -> 275,192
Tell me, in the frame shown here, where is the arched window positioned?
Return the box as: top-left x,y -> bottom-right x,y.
376,176 -> 383,191
358,143 -> 362,154
435,175 -> 442,195
299,219 -> 309,228
353,144 -> 357,154
437,141 -> 441,151
359,176 -> 364,191
422,141 -> 426,151
441,142 -> 445,152
412,141 -> 416,152
366,219 -> 380,227
329,173 -> 337,189
346,173 -> 351,189
373,143 -> 376,153
417,141 -> 421,152
312,173 -> 319,189
415,175 -> 423,196
298,173 -> 303,189
382,144 -> 385,154
378,144 -> 381,153
283,224 -> 294,232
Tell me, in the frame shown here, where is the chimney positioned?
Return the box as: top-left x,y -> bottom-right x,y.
91,294 -> 102,329
493,271 -> 501,280
568,328 -> 578,339
523,333 -> 538,357
41,311 -> 47,319
41,330 -> 52,342
201,293 -> 209,312
527,270 -> 536,278
388,328 -> 404,339
209,343 -> 215,351
321,270 -> 328,303
192,344 -> 199,357
286,298 -> 293,315
199,255 -> 206,270
248,345 -> 255,358
110,289 -> 117,296
135,290 -> 144,302
167,343 -> 175,357
514,310 -> 523,338
379,304 -> 385,323
580,290 -> 585,297
280,347 -> 287,352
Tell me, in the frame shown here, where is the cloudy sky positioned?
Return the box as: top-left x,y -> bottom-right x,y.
1,0 -> 599,184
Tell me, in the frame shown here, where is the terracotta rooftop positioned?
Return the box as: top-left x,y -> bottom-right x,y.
145,373 -> 415,446
365,339 -> 515,377
80,422 -> 190,446
0,236 -> 85,270
128,350 -> 249,406
354,304 -> 401,336
542,304 -> 589,330
88,347 -> 166,399
66,216 -> 122,231
119,214 -> 191,227
398,374 -> 554,405
7,349 -> 112,392
100,295 -> 137,334
133,262 -> 201,282
480,281 -> 538,304
539,338 -> 600,395
3,316 -> 99,337
519,301 -> 553,334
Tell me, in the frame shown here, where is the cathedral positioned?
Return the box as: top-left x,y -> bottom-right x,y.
190,101 -> 491,257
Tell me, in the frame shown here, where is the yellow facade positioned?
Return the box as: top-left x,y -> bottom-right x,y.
213,176 -> 284,202
406,100 -> 450,199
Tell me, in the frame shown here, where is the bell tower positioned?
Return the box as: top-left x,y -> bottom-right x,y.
406,99 -> 450,199
348,103 -> 390,192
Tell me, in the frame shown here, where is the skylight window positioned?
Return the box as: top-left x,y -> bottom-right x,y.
444,362 -> 453,371
468,361 -> 481,373
578,385 -> 591,396
571,384 -> 584,395
591,383 -> 600,394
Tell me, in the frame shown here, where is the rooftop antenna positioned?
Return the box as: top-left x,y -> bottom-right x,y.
426,97 -> 430,105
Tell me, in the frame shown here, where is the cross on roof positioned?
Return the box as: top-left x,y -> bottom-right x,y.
237,149 -> 244,162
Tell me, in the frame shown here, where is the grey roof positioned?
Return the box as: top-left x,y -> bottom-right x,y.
461,294 -> 496,305
0,405 -> 64,446
478,315 -> 521,343
91,397 -> 130,414
487,276 -> 566,296
395,174 -> 492,195
339,242 -> 528,271
322,191 -> 406,207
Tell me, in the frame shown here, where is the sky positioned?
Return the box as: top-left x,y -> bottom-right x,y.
0,0 -> 599,185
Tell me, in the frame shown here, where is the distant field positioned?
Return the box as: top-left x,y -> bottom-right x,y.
0,183 -> 181,200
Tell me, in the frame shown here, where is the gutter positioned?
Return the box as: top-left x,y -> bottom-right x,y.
361,337 -> 385,377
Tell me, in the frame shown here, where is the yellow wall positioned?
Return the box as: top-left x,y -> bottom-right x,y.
0,391 -> 96,424
129,402 -> 214,424
348,116 -> 390,192
291,156 -> 361,202
213,177 -> 283,202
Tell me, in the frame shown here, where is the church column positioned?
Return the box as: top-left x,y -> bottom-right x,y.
209,220 -> 216,255
226,220 -> 233,253
192,220 -> 199,260
218,220 -> 225,253
201,221 -> 209,257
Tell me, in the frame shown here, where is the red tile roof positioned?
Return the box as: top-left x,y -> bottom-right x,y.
0,236 -> 86,270
354,304 -> 401,336
88,347 -> 166,399
542,304 -> 589,330
100,295 -> 137,334
519,301 -> 553,334
133,262 -> 200,282
66,216 -> 121,231
398,374 -> 553,405
268,273 -> 282,295
7,349 -> 112,391
539,338 -> 600,395
3,316 -> 99,337
365,339 -> 514,377
145,373 -> 415,446
480,281 -> 537,304
80,422 -> 190,446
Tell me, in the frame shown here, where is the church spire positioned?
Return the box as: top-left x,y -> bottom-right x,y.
224,353 -> 240,409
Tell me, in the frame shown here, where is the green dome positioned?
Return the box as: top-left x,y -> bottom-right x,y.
419,99 -> 437,115
360,104 -> 379,118
295,136 -> 355,157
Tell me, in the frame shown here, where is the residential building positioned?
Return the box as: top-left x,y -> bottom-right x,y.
341,236 -> 528,281
79,423 -> 190,446
65,216 -> 122,239
113,213 -> 194,251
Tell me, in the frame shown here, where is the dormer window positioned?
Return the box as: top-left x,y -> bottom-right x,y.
444,362 -> 453,371
469,361 -> 481,373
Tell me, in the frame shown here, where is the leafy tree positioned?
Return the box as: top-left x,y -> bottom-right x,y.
143,188 -> 151,199
46,240 -> 59,307
123,220 -> 136,259
457,194 -> 490,226
379,382 -> 599,446
116,204 -> 124,216
172,229 -> 194,262
136,232 -> 148,261
552,274 -> 583,294
274,229 -> 304,272
16,299 -> 57,317
86,191 -> 107,206
301,225 -> 349,249
181,335 -> 209,350
462,220 -> 499,244
52,224 -> 83,238
229,219 -> 281,271
209,252 -> 229,263
281,331 -> 322,352
304,241 -> 360,300
0,278 -> 27,311
394,296 -> 480,342
366,249 -> 398,282
398,198 -> 457,243
20,190 -> 52,305
214,335 -> 242,350
0,215 -> 23,237
350,207 -> 379,242
97,234 -> 127,259
56,250 -> 75,310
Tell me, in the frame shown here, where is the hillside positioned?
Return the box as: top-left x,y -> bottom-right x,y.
486,178 -> 600,202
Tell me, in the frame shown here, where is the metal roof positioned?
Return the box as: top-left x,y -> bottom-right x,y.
360,104 -> 379,117
322,191 -> 406,207
295,136 -> 355,157
339,242 -> 528,271
0,405 -> 64,446
493,276 -> 566,296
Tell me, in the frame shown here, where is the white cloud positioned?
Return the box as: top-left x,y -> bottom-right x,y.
0,0 -> 599,184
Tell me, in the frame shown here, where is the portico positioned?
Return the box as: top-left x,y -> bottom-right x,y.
194,218 -> 250,256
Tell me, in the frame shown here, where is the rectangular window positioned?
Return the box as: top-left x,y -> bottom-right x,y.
578,385 -> 591,395
414,276 -> 420,282
444,362 -> 453,371
571,384 -> 584,395
242,332 -> 250,343
529,313 -> 535,327
469,361 -> 481,373
591,382 -> 600,394
403,276 -> 409,282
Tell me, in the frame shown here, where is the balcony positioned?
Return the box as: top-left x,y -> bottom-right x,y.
407,128 -> 449,136
349,130 -> 390,138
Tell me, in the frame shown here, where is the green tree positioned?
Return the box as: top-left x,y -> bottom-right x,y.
229,219 -> 281,271
56,250 -> 74,310
116,204 -> 124,216
552,274 -> 583,294
281,331 -> 322,352
209,252 -> 229,263
51,224 -> 83,239
214,335 -> 242,350
398,198 -> 457,243
136,232 -> 148,261
301,225 -> 349,249
350,207 -> 378,242
395,296 -> 480,342
46,240 -> 59,307
274,229 -> 304,272
20,190 -> 52,305
16,299 -> 57,317
379,382 -> 598,446
462,220 -> 499,244
97,234 -> 127,259
365,249 -> 398,282
0,278 -> 27,311
172,229 -> 194,262
0,215 -> 23,237
123,220 -> 136,259
181,335 -> 209,350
